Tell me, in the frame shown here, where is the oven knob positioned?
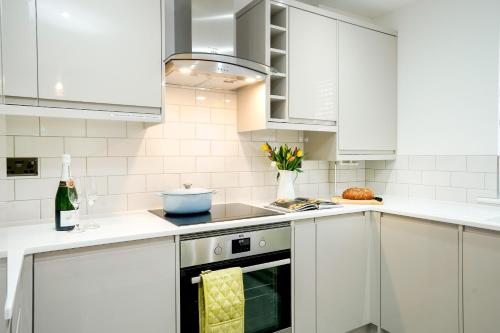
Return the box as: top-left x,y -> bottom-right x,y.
259,240 -> 266,248
214,246 -> 223,255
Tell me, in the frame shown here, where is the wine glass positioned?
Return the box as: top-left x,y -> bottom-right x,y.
68,180 -> 84,233
85,177 -> 100,229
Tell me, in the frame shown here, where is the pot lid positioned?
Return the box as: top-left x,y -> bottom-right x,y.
162,184 -> 212,196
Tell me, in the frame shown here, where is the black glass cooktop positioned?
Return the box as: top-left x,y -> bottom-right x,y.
149,203 -> 283,226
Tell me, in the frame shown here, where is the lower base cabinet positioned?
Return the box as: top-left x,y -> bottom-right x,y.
463,227 -> 500,332
34,237 -> 176,333
294,213 -> 380,333
380,214 -> 459,333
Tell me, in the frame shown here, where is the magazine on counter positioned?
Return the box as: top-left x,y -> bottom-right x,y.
266,198 -> 342,213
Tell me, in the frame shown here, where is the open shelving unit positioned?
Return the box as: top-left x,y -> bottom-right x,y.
268,1 -> 288,121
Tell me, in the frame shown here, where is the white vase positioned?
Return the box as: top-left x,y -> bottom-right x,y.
277,170 -> 296,200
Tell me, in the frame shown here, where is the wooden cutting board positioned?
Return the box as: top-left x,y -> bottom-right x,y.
332,197 -> 384,205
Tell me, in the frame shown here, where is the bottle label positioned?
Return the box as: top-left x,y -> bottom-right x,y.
60,210 -> 78,227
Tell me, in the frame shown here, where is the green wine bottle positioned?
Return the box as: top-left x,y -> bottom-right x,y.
55,154 -> 78,231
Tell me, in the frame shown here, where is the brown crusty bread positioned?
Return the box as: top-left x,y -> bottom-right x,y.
342,187 -> 374,200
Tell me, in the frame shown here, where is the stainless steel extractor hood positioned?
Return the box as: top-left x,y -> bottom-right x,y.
164,0 -> 269,90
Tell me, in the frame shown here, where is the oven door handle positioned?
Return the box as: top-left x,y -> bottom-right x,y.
190,258 -> 291,284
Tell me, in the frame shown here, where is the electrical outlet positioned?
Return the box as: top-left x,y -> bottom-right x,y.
6,157 -> 38,177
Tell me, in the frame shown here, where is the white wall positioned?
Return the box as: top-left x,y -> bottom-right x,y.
375,0 -> 500,155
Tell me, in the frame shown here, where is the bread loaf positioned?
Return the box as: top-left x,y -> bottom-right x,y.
342,187 -> 374,200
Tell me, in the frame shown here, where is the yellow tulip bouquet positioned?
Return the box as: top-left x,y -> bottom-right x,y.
261,142 -> 304,172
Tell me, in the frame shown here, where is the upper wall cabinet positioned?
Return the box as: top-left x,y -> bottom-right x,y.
337,22 -> 397,156
0,0 -> 38,106
0,0 -> 162,121
305,21 -> 397,160
288,8 -> 337,125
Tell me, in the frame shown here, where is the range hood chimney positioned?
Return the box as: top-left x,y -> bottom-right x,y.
164,0 -> 269,90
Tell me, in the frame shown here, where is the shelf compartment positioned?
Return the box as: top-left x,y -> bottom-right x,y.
270,95 -> 286,101
270,54 -> 286,74
270,76 -> 286,96
270,2 -> 287,28
270,99 -> 287,120
270,30 -> 287,50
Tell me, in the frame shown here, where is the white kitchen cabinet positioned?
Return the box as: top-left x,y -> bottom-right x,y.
316,212 -> 379,333
35,0 -> 162,114
10,256 -> 33,333
380,214 -> 459,333
463,227 -> 500,332
288,7 -> 337,124
1,257 -> 6,333
337,22 -> 397,156
34,237 -> 176,333
0,0 -> 38,105
293,219 -> 316,333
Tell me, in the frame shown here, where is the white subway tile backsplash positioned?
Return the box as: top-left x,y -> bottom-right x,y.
225,126 -> 251,141
180,173 -> 211,188
211,108 -> 236,125
165,86 -> 196,105
41,157 -> 86,178
467,156 -> 497,173
15,178 -> 59,200
195,90 -> 225,108
65,138 -> 107,157
396,170 -> 422,184
6,116 -> 40,136
409,155 -> 435,170
408,184 -> 436,200
435,187 -> 466,203
485,173 -> 497,190
224,157 -> 252,172
0,180 -> 14,201
224,94 -> 237,110
436,155 -> 466,171
180,140 -> 210,156
91,195 -> 128,214
40,118 -> 86,137
128,157 -> 164,175
251,186 -> 276,202
211,141 -> 239,156
374,169 -> 396,183
15,136 -> 64,157
164,157 -> 196,173
385,155 -> 409,170
164,123 -> 196,139
146,139 -> 180,156
196,157 -> 225,172
450,172 -> 485,189
239,172 -> 265,187
127,193 -> 162,211
309,169 -> 329,183
6,116 -> 39,136
87,120 -> 126,138
127,122 -> 164,139
87,157 -> 127,176
226,187 -> 252,203
251,130 -> 276,142
108,175 -> 146,194
196,124 -> 226,140
108,138 -> 146,157
422,171 -> 450,186
146,174 -> 180,192
211,172 -> 239,188
385,183 -> 409,197
164,105 -> 180,122
0,200 -> 40,223
467,189 -> 496,203
180,106 -> 211,123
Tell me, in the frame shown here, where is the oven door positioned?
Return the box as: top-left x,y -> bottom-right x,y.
180,250 -> 291,333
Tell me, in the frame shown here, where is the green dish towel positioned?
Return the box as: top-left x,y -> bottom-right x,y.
199,267 -> 245,333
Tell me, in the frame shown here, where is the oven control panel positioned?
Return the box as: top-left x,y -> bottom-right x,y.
232,238 -> 251,254
180,224 -> 291,268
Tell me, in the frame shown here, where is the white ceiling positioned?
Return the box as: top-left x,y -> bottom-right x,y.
297,0 -> 417,18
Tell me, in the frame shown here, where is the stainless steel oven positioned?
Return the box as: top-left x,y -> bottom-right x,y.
179,222 -> 292,333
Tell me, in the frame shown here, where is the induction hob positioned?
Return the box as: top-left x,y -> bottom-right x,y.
149,203 -> 283,226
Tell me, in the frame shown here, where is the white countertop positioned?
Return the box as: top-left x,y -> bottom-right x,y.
2,196 -> 500,320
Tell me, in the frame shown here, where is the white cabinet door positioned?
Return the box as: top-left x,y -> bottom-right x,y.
36,0 -> 162,112
0,258 -> 6,333
463,227 -> 500,332
34,238 -> 176,333
316,213 -> 379,333
338,22 -> 397,152
293,219 -> 316,333
380,214 -> 459,333
288,7 -> 337,123
0,0 -> 38,105
11,256 -> 33,333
